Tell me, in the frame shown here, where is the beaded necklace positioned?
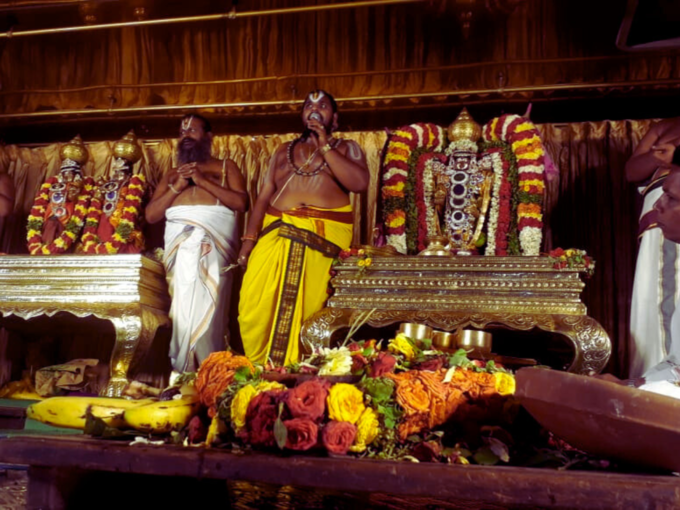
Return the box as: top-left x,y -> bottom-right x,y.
287,137 -> 340,177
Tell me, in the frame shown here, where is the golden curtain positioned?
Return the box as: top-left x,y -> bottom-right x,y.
1,0 -> 679,115
0,120 -> 652,376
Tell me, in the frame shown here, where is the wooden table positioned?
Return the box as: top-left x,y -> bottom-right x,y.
1,435 -> 678,510
0,255 -> 171,397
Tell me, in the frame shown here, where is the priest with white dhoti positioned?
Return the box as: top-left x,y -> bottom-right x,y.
145,114 -> 248,373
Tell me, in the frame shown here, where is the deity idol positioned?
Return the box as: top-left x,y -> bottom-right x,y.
78,131 -> 147,254
429,109 -> 493,255
27,135 -> 95,255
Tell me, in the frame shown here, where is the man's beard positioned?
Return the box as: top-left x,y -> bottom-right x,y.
177,137 -> 212,165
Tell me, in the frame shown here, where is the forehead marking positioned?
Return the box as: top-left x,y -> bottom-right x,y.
181,116 -> 194,131
308,91 -> 326,104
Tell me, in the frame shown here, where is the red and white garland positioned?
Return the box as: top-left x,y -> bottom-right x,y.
482,114 -> 545,256
381,123 -> 446,254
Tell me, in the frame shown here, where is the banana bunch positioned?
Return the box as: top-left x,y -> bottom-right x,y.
27,384 -> 201,434
123,395 -> 200,434
26,396 -> 154,430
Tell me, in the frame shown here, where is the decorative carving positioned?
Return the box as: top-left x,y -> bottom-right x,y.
0,255 -> 171,396
302,255 -> 611,374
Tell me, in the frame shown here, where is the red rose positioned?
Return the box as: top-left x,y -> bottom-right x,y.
187,415 -> 208,444
413,356 -> 445,372
286,378 -> 330,422
245,390 -> 286,447
284,418 -> 319,451
550,248 -> 565,257
322,421 -> 357,455
369,352 -> 397,377
351,353 -> 369,373
411,441 -> 442,462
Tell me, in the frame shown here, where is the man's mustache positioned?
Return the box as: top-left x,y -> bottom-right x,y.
180,138 -> 196,145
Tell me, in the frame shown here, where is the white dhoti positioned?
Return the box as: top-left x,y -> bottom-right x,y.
164,205 -> 238,372
629,185 -> 680,378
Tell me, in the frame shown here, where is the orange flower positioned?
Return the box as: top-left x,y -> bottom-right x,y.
195,351 -> 255,417
517,203 -> 541,215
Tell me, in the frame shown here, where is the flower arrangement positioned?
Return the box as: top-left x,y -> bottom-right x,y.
482,115 -> 545,256
337,247 -> 373,275
27,177 -> 95,255
381,123 -> 446,254
549,248 -> 595,276
171,332 -> 518,465
79,174 -> 146,254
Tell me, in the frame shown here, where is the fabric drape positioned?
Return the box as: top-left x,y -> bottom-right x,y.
0,119 -> 650,376
1,1 -> 678,115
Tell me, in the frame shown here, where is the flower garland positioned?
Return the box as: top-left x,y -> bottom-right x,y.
380,123 -> 446,254
27,177 -> 95,255
423,158 -> 438,241
482,115 -> 545,256
549,248 -> 595,277
482,148 -> 504,256
79,174 -> 146,254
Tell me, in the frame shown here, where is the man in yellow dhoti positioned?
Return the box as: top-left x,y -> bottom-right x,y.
146,114 -> 248,373
238,91 -> 369,366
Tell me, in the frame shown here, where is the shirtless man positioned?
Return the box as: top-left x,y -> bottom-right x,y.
626,119 -> 680,378
146,114 -> 248,374
238,90 -> 369,366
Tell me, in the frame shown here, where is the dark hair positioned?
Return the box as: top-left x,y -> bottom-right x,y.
304,90 -> 338,114
180,113 -> 212,134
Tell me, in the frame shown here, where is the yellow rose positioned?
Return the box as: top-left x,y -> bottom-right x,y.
349,407 -> 380,452
230,384 -> 258,430
493,372 -> 516,396
253,381 -> 286,393
327,383 -> 365,424
364,258 -> 373,267
388,333 -> 416,361
357,259 -> 366,268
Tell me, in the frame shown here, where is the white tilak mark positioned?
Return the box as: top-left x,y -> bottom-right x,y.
308,91 -> 326,104
181,116 -> 194,131
347,140 -> 362,161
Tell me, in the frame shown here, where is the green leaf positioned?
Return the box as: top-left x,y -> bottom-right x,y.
448,349 -> 471,368
274,403 -> 287,450
362,347 -> 374,358
488,437 -> 510,463
473,446 -> 500,466
420,338 -> 432,350
361,377 -> 395,404
406,434 -> 422,443
233,365 -> 253,383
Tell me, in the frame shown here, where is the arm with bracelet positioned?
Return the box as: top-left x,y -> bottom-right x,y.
236,148 -> 282,267
145,165 -> 192,224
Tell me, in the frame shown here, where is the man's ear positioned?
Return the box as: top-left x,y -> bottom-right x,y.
331,112 -> 339,133
207,131 -> 214,143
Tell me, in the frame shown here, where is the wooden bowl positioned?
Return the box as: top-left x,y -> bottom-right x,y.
516,368 -> 680,472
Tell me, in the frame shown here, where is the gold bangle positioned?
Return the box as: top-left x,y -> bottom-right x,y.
168,182 -> 181,195
319,143 -> 334,156
241,234 -> 258,242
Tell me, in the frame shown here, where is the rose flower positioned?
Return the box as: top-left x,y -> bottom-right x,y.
284,418 -> 319,451
286,378 -> 331,422
322,421 -> 357,455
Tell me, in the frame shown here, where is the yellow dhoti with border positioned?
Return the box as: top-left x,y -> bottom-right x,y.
239,205 -> 353,366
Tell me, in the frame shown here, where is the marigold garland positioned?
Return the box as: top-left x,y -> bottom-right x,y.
26,177 -> 95,255
482,114 -> 545,256
79,174 -> 146,254
380,123 -> 446,254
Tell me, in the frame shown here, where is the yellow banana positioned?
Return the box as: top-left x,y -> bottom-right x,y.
123,395 -> 200,433
26,397 -> 154,430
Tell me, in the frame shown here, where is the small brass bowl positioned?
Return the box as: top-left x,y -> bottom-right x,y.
432,331 -> 456,350
398,323 -> 433,340
456,330 -> 492,356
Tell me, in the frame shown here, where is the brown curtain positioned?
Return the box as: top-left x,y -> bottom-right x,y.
1,0 -> 679,115
0,119 -> 651,376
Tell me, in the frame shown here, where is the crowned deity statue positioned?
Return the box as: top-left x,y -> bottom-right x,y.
78,130 -> 147,254
428,108 -> 493,255
27,135 -> 95,255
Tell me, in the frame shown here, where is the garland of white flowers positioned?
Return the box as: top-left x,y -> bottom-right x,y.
423,158 -> 438,239
484,150 -> 505,256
